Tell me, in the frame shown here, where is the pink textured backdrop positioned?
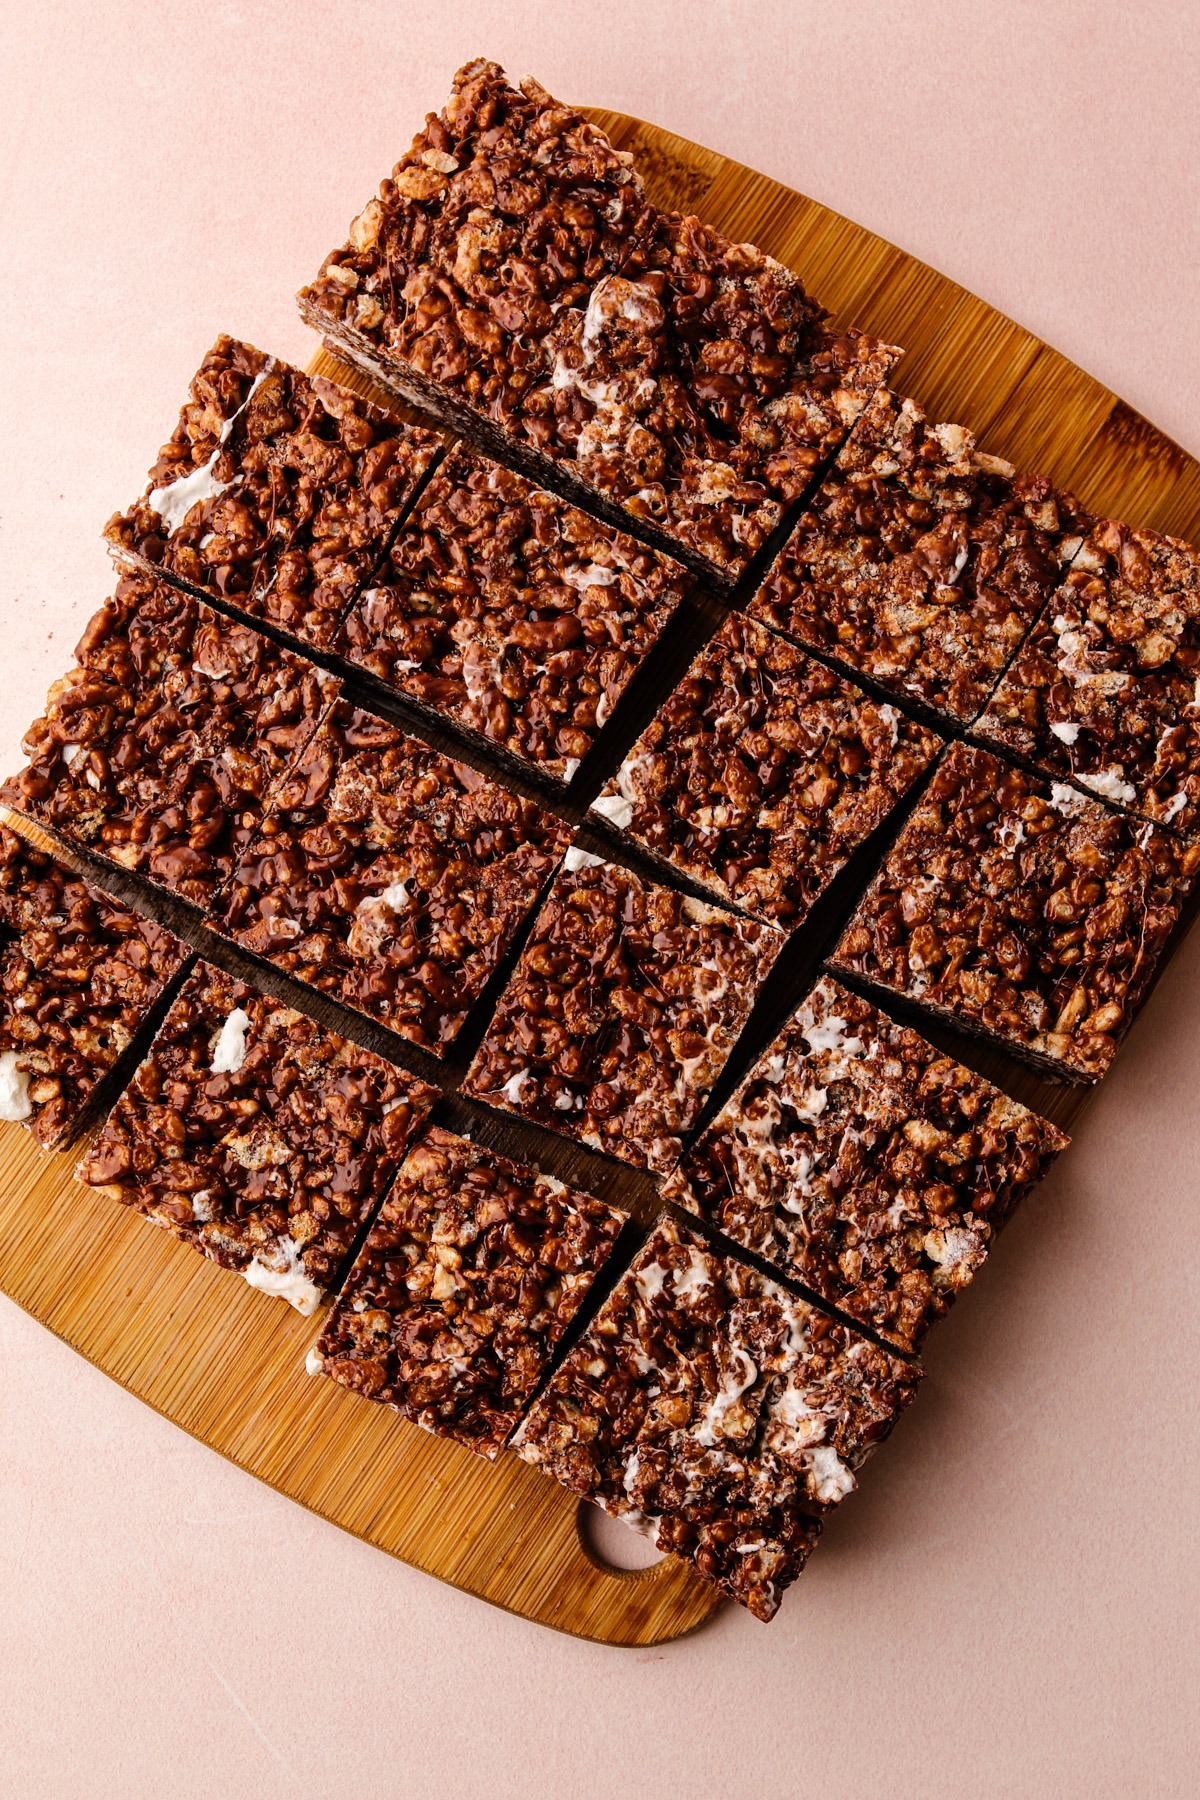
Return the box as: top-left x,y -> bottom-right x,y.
2,5 -> 1198,1795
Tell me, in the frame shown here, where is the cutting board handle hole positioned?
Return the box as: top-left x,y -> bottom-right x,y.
577,1501 -> 668,1578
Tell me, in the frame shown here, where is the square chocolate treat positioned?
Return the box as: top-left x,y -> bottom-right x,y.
589,613 -> 941,926
217,702 -> 571,1055
0,825 -> 191,1150
461,853 -> 784,1170
337,444 -> 691,784
0,573 -> 338,911
105,335 -> 444,651
976,519 -> 1200,832
516,1215 -> 922,1621
298,59 -> 652,438
520,212 -> 902,584
661,975 -> 1068,1351
830,741 -> 1199,1080
747,388 -> 1090,726
307,1124 -> 625,1457
76,961 -> 437,1313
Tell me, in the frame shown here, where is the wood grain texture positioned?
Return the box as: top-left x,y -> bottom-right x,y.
2,108 -> 1199,1646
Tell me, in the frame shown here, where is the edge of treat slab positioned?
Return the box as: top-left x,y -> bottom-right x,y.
4,103 -> 1200,1644
576,109 -> 1200,540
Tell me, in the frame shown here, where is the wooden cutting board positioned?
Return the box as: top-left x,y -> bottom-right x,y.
2,106 -> 1198,1648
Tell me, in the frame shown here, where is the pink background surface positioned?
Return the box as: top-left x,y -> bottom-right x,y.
2,5 -> 1199,1795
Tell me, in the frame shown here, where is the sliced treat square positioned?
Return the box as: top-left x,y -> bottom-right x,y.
747,387 -> 1090,726
298,58 -> 652,438
337,444 -> 690,784
105,334 -> 444,651
76,960 -> 436,1313
461,853 -> 784,1170
216,701 -> 571,1055
0,573 -> 338,911
830,741 -> 1199,1080
976,519 -> 1200,832
308,1124 -> 624,1457
521,213 -> 902,583
661,974 -> 1068,1351
0,824 -> 191,1150
516,1214 -> 922,1621
590,612 -> 941,926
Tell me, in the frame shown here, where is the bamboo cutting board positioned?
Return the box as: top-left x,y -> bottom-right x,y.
2,107 -> 1199,1648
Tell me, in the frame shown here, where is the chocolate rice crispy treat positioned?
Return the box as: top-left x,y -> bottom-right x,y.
0,573 -> 338,911
308,1124 -> 624,1457
217,701 -> 571,1054
299,60 -> 899,589
461,852 -> 784,1170
521,213 -> 902,584
748,388 -> 1090,726
661,975 -> 1068,1351
976,519 -> 1200,833
516,1215 -> 922,1621
337,444 -> 690,783
830,741 -> 1199,1081
0,825 -> 191,1150
76,961 -> 436,1314
105,335 -> 444,652
590,613 -> 941,926
297,59 -> 651,439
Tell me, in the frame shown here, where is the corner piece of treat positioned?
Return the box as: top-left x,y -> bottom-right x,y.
105,334 -> 443,653
75,961 -> 437,1311
517,1213 -> 921,1620
975,518 -> 1200,834
0,572 -> 339,913
297,59 -> 651,440
298,58 -> 899,588
0,824 -> 191,1150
